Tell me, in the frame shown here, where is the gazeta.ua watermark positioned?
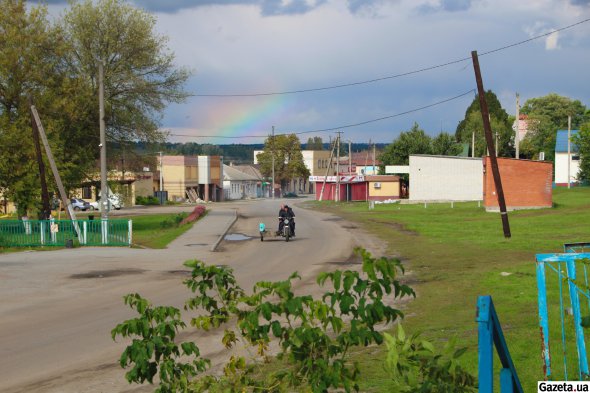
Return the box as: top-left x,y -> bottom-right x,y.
538,381 -> 590,392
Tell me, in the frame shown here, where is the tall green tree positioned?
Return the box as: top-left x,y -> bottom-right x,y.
573,122 -> 590,182
431,132 -> 462,156
379,123 -> 432,166
521,93 -> 587,130
0,0 -> 67,216
306,136 -> 323,150
256,134 -> 310,189
62,0 -> 191,144
455,90 -> 513,157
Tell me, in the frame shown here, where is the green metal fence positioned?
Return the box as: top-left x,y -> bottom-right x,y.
0,219 -> 132,247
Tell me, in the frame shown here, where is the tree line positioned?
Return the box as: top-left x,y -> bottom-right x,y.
378,91 -> 590,182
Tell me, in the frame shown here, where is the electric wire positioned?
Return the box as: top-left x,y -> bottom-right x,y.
168,89 -> 475,139
191,17 -> 590,97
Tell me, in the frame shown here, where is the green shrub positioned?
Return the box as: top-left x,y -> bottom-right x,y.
136,196 -> 160,205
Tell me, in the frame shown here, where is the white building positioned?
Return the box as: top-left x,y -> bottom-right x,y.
554,130 -> 580,186
409,155 -> 483,201
223,164 -> 260,200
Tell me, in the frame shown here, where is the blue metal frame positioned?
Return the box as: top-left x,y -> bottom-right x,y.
536,252 -> 590,380
477,295 -> 523,393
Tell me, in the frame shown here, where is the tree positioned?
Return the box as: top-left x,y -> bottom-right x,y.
257,134 -> 310,189
431,132 -> 462,156
61,0 -> 191,143
521,93 -> 587,130
380,123 -> 432,166
0,0 -> 66,216
455,90 -> 513,157
573,122 -> 590,183
306,136 -> 323,150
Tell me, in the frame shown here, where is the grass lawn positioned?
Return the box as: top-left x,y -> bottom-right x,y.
123,212 -> 205,249
304,187 -> 590,391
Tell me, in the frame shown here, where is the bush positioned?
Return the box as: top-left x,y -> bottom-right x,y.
160,213 -> 188,229
112,248 -> 418,392
136,196 -> 160,206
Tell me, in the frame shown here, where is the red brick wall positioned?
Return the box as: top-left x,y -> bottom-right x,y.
483,157 -> 553,209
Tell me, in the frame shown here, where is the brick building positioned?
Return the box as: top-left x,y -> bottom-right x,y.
483,157 -> 552,211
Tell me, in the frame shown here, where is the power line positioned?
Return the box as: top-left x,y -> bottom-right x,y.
191,17 -> 590,97
168,88 -> 475,140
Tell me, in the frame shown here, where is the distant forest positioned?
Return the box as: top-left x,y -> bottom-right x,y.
122,141 -> 387,166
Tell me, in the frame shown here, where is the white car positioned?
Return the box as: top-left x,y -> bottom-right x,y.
89,198 -> 122,211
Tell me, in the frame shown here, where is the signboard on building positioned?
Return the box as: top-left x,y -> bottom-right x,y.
309,175 -> 365,183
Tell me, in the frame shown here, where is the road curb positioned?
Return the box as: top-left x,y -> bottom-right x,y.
210,210 -> 238,252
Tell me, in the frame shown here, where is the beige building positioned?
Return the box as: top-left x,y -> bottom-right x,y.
366,175 -> 401,201
158,155 -> 223,202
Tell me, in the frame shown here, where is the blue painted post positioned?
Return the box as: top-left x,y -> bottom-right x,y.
566,259 -> 589,378
500,369 -> 514,393
477,296 -> 493,393
536,260 -> 552,379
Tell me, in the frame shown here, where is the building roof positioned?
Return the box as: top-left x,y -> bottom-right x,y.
555,130 -> 579,153
223,164 -> 260,181
231,164 -> 264,180
366,175 -> 400,181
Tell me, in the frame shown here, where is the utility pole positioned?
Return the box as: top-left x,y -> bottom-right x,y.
29,98 -> 51,220
336,132 -> 341,202
568,115 -> 571,189
495,131 -> 498,156
271,126 -> 275,199
372,142 -> 376,174
514,93 -> 520,160
99,60 -> 108,220
472,131 -> 475,158
318,139 -> 337,201
30,106 -> 80,239
159,151 -> 163,192
472,50 -> 511,238
348,140 -> 352,174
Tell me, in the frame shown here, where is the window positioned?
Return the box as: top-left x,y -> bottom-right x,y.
572,155 -> 580,161
82,186 -> 92,199
318,159 -> 321,168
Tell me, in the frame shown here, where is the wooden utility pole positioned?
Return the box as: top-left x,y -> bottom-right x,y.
29,98 -> 51,220
568,115 -> 571,189
471,50 -> 511,238
30,106 -> 79,230
514,93 -> 520,160
319,139 -> 337,201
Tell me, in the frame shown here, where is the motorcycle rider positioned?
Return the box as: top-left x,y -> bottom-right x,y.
277,205 -> 288,235
284,205 -> 295,236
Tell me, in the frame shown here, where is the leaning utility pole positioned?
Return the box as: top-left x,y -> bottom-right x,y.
472,50 -> 511,238
319,139 -> 337,201
271,126 -> 275,199
514,93 -> 520,160
30,106 -> 79,233
29,98 -> 51,220
99,60 -> 108,219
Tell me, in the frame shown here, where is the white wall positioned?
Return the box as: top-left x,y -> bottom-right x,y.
555,153 -> 580,184
409,155 -> 483,201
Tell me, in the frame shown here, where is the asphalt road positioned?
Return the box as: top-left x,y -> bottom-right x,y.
0,198 -> 385,392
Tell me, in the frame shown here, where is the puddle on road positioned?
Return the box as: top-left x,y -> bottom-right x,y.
70,268 -> 145,279
224,233 -> 252,241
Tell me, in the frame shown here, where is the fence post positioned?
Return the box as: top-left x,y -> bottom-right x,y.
536,260 -> 551,379
128,219 -> 132,247
566,259 -> 590,378
500,369 -> 514,393
82,221 -> 87,245
40,221 -> 45,245
101,218 -> 108,245
477,296 -> 493,393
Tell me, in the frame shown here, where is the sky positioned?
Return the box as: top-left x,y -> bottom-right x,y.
43,0 -> 590,144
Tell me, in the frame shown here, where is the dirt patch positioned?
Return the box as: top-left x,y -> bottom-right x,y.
322,216 -> 343,222
372,220 -> 418,236
69,268 -> 146,279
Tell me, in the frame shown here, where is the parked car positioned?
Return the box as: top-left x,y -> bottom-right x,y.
70,198 -> 90,211
89,197 -> 122,211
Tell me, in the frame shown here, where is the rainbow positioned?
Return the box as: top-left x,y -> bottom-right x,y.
191,94 -> 297,141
